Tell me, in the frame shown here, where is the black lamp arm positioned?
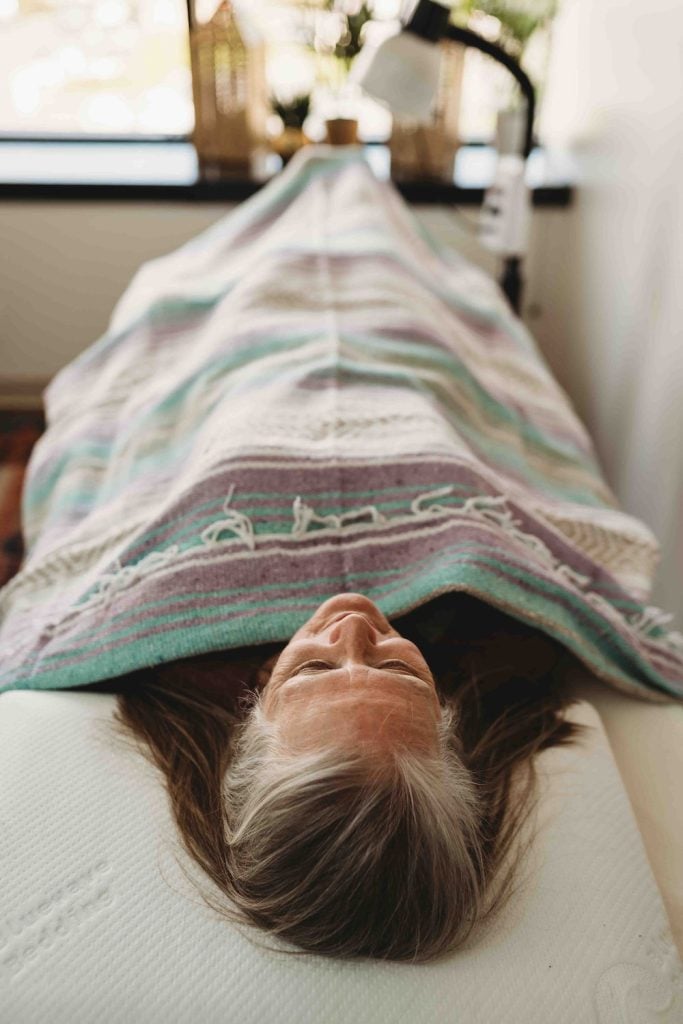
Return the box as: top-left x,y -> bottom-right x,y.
401,5 -> 537,313
403,2 -> 536,159
441,25 -> 534,313
442,25 -> 535,159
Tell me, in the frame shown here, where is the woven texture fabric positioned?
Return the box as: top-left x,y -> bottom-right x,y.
0,146 -> 681,698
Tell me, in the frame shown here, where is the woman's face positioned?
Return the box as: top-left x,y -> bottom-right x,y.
260,593 -> 441,756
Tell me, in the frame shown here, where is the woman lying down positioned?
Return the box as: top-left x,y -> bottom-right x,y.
2,146 -> 682,964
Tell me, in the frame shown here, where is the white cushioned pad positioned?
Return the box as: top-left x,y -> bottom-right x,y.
1,692 -> 681,1023
564,665 -> 683,962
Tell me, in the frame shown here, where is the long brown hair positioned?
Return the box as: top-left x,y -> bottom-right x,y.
106,594 -> 587,963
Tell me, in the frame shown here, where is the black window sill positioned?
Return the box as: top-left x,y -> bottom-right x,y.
0,138 -> 574,207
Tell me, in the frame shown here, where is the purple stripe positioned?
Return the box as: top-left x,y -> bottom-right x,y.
31,517 -> 667,680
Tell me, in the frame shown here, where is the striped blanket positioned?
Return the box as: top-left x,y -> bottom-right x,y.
1,146 -> 682,700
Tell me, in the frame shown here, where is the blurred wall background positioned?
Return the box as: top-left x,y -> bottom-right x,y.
538,0 -> 683,628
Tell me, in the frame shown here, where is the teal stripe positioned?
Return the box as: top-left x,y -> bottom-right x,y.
341,330 -> 595,467
29,329 -> 324,509
22,548 -> 648,675
26,440 -> 114,508
28,338 -> 607,516
47,290 -> 212,389
145,484 -> 467,546
324,356 -> 605,503
128,494 -> 465,553
5,551 -> 672,696
146,331 -> 324,419
81,535 -> 642,635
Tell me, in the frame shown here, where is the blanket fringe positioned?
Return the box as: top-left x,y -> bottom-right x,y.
291,486 -> 457,538
460,494 -> 593,591
629,605 -> 683,654
34,486 -> 257,638
291,495 -> 387,537
23,541 -> 184,646
15,486 -> 683,661
460,494 -> 683,656
410,485 -> 457,516
201,484 -> 255,551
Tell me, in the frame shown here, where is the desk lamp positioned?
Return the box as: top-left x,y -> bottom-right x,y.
352,0 -> 536,313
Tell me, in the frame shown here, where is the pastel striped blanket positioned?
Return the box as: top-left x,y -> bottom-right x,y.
1,146 -> 682,700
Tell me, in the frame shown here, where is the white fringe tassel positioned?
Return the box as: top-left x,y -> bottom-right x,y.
291,494 -> 388,537
201,484 -> 255,551
16,486 -> 683,661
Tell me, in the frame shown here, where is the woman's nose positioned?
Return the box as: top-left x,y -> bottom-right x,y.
327,612 -> 378,647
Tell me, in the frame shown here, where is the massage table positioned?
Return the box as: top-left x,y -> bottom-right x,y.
2,146 -> 683,1022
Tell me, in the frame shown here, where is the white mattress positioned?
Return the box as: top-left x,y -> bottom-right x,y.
563,665 -> 683,961
1,690 -> 681,1023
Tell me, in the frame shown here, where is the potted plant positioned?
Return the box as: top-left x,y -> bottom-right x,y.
311,0 -> 375,144
270,94 -> 312,161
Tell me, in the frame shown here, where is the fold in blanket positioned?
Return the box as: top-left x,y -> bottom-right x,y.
1,146 -> 681,700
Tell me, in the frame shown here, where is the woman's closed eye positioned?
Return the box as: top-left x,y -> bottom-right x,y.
295,659 -> 424,677
381,660 -> 436,686
296,660 -> 334,673
377,660 -> 421,675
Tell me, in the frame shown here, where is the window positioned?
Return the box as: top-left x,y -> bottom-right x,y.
0,0 -> 551,141
0,0 -> 194,134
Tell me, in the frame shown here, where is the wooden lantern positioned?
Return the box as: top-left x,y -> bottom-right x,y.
389,40 -> 466,181
187,0 -> 268,169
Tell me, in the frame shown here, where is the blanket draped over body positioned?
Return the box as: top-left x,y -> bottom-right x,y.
1,146 -> 682,701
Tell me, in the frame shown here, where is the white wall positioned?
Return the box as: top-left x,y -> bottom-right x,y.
0,203 -> 235,379
538,0 -> 683,628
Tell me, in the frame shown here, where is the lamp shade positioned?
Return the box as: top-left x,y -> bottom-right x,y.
351,30 -> 442,122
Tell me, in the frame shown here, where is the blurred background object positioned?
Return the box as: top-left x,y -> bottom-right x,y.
311,1 -> 373,142
270,92 -> 311,159
0,1 -> 558,150
0,410 -> 45,590
354,0 -> 537,310
388,37 -> 465,181
187,0 -> 268,169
